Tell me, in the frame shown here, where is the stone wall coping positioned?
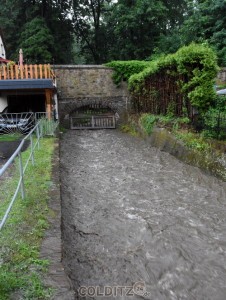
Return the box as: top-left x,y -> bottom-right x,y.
52,65 -> 112,70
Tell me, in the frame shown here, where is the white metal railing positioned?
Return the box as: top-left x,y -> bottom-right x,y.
0,112 -> 58,135
0,119 -> 58,230
0,112 -> 34,135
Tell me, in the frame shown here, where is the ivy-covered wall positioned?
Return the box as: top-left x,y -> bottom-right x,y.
107,44 -> 219,119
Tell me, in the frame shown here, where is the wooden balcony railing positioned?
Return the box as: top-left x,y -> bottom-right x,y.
0,64 -> 55,80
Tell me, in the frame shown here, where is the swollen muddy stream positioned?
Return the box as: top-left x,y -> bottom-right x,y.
60,130 -> 226,300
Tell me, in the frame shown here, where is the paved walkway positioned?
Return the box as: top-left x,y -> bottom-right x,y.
40,141 -> 74,300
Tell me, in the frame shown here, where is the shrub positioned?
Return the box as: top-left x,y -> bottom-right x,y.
107,43 -> 219,119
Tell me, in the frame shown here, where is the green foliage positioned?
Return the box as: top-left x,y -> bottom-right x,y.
175,131 -> 211,152
106,0 -> 167,61
120,123 -> 138,136
0,133 -> 22,142
139,114 -> 157,135
72,0 -> 112,64
108,44 -> 218,116
201,96 -> 226,139
139,113 -> 190,135
0,0 -> 74,63
0,138 -> 56,299
1,0 -> 226,65
39,118 -> 59,136
18,17 -> 54,64
181,0 -> 226,66
105,60 -> 149,85
129,43 -> 218,113
70,0 -> 189,63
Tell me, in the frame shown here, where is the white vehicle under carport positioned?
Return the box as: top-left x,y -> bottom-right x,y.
0,108 -> 35,134
216,88 -> 226,95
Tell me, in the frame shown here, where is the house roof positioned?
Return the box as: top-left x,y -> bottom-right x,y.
0,79 -> 55,90
0,57 -> 10,63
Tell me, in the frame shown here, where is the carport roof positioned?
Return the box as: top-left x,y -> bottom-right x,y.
0,79 -> 55,90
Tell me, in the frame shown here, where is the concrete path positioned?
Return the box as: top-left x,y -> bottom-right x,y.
40,141 -> 74,299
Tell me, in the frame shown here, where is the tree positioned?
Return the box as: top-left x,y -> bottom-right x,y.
181,0 -> 226,65
34,0 -> 74,63
107,0 -> 167,60
150,0 -> 189,56
71,0 -> 112,64
18,17 -> 54,63
0,0 -> 23,58
0,0 -> 74,63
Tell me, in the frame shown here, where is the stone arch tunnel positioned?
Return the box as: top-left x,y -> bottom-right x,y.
53,65 -> 130,128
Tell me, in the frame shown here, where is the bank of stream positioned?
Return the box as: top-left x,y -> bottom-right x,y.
143,127 -> 226,181
60,129 -> 226,300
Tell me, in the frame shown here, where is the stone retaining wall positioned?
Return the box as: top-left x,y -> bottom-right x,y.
53,65 -> 130,127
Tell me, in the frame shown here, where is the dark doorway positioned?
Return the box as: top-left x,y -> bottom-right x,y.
7,94 -> 46,113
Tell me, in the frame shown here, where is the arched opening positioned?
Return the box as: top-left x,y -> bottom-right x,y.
70,104 -> 116,129
70,103 -> 115,117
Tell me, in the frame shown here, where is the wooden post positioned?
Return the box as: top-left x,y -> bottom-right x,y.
39,64 -> 43,79
47,64 -> 50,78
45,89 -> 52,120
10,65 -> 14,79
20,66 -> 24,79
15,65 -> 19,79
29,64 -> 33,78
34,64 -> 38,79
25,64 -> 28,79
3,65 -> 6,79
44,64 -> 47,78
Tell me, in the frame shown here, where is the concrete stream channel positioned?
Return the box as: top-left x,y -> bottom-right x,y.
60,129 -> 226,300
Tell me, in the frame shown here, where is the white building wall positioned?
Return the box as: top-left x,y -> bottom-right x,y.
0,34 -> 6,59
0,94 -> 8,112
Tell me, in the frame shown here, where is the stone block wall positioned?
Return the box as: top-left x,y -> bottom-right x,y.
53,65 -> 130,127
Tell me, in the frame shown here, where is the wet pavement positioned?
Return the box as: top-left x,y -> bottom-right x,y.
60,130 -> 226,300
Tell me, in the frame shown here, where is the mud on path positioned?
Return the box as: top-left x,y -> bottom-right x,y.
60,130 -> 226,300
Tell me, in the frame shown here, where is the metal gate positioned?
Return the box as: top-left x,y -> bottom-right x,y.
70,115 -> 116,129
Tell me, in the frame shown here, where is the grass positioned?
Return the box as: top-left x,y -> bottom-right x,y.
0,137 -> 56,299
139,113 -> 190,136
0,133 -> 23,142
120,123 -> 139,136
175,130 -> 212,152
131,113 -> 225,155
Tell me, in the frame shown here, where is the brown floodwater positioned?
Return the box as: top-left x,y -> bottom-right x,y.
60,130 -> 226,300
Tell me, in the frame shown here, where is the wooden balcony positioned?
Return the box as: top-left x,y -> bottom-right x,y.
0,64 -> 55,80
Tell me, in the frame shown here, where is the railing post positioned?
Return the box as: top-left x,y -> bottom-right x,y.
18,153 -> 25,199
113,116 -> 116,128
40,121 -> 43,138
30,134 -> 35,165
36,124 -> 40,149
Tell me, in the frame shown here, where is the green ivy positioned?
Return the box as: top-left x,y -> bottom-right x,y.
107,43 -> 219,116
105,60 -> 149,86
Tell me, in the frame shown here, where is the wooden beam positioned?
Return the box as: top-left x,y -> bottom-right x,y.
45,89 -> 52,120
